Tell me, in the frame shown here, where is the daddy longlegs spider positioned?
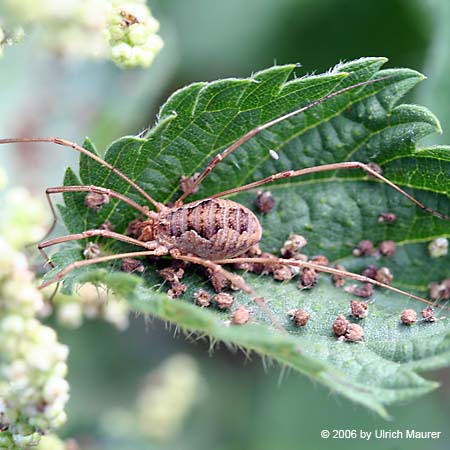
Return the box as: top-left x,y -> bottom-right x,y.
2,74 -> 449,330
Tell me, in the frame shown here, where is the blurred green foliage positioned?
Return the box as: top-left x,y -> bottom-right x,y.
1,0 -> 449,448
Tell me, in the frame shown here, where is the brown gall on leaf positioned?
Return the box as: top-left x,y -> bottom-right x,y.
84,191 -> 110,210
310,255 -> 329,267
167,281 -> 187,299
350,300 -> 369,319
233,248 -> 266,273
344,323 -> 365,342
170,258 -> 191,273
375,267 -> 394,285
288,308 -> 310,327
378,212 -> 397,223
379,240 -> 396,257
288,253 -> 308,276
159,266 -> 186,299
214,292 -> 234,310
206,268 -> 231,292
353,240 -> 377,257
180,173 -> 200,195
365,162 -> 383,178
233,261 -> 255,272
273,265 -> 294,281
422,306 -> 437,323
299,267 -> 317,289
333,314 -> 349,337
401,309 -> 417,325
255,191 -> 276,214
280,233 -> 308,258
248,252 -> 280,276
232,306 -> 250,325
345,283 -> 373,298
159,267 -> 184,283
83,242 -> 101,260
121,257 -> 145,273
194,289 -> 211,307
99,220 -> 114,232
332,264 -> 346,287
429,279 -> 450,300
362,265 -> 378,280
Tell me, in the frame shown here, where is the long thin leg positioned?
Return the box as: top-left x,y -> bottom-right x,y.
39,248 -> 286,330
173,254 -> 285,331
0,137 -> 164,211
176,75 -> 392,204
42,185 -> 155,241
38,228 -> 161,265
39,250 -> 161,289
210,161 -> 450,221
214,256 -> 449,309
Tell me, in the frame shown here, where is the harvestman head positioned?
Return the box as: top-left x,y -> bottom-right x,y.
1,73 -> 449,330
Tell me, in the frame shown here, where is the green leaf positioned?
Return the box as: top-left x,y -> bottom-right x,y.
47,57 -> 450,417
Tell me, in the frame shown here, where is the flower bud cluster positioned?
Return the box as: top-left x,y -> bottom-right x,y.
100,354 -> 204,442
52,283 -> 129,330
136,354 -> 203,440
0,237 -> 69,449
0,187 -> 49,249
0,176 -> 129,331
1,0 -> 163,68
105,0 -> 163,68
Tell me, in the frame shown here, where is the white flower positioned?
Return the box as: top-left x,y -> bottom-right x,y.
103,299 -> 129,330
146,34 -> 163,52
35,325 -> 58,345
12,432 -> 41,448
136,354 -> 204,440
53,343 -> 69,362
111,42 -> 133,64
53,362 -> 68,378
1,315 -> 25,335
8,359 -> 28,378
43,378 -> 70,404
50,411 -> 67,429
128,23 -> 148,45
25,347 -> 53,372
0,187 -> 49,249
57,302 -> 83,328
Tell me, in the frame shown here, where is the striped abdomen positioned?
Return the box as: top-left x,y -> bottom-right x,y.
155,198 -> 262,259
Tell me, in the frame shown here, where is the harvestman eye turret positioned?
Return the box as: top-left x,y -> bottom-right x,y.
1,74 -> 449,330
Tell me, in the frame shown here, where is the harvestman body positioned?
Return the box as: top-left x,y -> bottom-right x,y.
1,74 -> 449,324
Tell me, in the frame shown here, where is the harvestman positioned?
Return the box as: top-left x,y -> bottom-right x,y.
1,75 -> 449,323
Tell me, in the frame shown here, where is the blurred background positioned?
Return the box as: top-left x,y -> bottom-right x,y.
1,0 -> 449,449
